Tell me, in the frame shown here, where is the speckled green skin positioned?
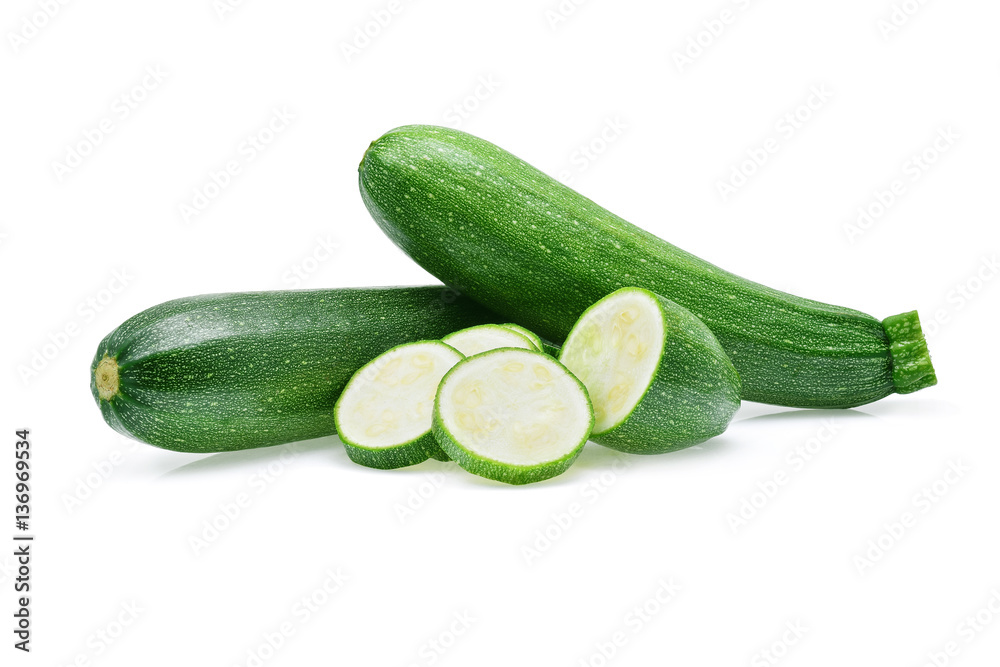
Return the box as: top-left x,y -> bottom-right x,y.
359,125 -> 937,408
90,286 -> 501,453
562,288 -> 741,455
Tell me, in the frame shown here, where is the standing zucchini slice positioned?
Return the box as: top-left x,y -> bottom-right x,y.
441,324 -> 535,356
359,125 -> 937,408
335,341 -> 462,469
433,348 -> 593,485
498,323 -> 544,352
559,288 -> 740,454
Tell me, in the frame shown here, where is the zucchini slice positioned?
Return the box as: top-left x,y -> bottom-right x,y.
498,323 -> 544,352
441,324 -> 535,357
559,287 -> 740,454
335,341 -> 463,469
433,348 -> 593,485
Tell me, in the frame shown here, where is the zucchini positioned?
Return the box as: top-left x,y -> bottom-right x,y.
441,323 -> 535,356
359,125 -> 937,408
498,323 -> 544,352
334,341 -> 462,469
558,287 -> 740,454
90,286 -> 500,453
433,348 -> 593,485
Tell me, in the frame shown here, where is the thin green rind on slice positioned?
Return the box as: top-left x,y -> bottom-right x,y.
559,287 -> 741,455
498,323 -> 544,352
441,323 -> 535,357
882,310 -> 937,394
433,348 -> 594,485
334,340 -> 463,470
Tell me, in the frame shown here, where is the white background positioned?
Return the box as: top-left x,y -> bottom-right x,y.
2,0 -> 999,665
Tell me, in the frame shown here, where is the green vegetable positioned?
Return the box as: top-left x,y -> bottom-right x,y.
359,125 -> 937,408
90,286 -> 500,453
335,340 -> 462,469
498,323 -> 544,352
441,323 -> 535,356
433,348 -> 593,485
559,287 -> 740,453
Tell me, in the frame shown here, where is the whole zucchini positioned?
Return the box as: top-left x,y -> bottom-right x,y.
90,286 -> 500,452
359,126 -> 936,408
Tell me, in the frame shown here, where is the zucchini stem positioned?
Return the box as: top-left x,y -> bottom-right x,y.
882,311 -> 937,394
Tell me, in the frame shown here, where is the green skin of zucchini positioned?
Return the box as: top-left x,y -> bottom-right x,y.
90,286 -> 501,453
563,289 -> 741,455
359,125 -> 937,408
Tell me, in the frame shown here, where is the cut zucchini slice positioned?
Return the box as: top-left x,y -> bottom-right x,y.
441,324 -> 535,357
433,348 -> 593,485
498,323 -> 544,352
334,341 -> 463,469
559,287 -> 740,454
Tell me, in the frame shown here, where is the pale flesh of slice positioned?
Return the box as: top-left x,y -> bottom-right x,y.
442,324 -> 535,357
559,290 -> 664,434
437,349 -> 591,467
337,342 -> 463,449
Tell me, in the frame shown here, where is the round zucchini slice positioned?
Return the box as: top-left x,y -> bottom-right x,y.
441,324 -> 535,357
433,348 -> 593,485
334,340 -> 463,469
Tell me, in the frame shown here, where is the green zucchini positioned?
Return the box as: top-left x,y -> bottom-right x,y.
433,348 -> 593,485
90,286 -> 500,453
334,340 -> 462,469
559,287 -> 740,454
359,125 -> 937,408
